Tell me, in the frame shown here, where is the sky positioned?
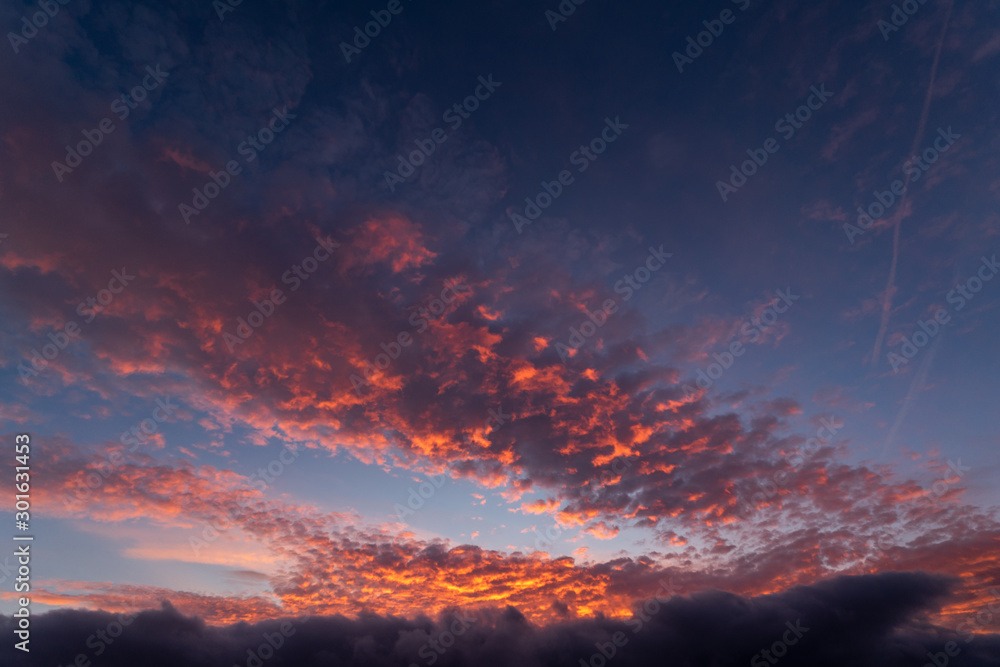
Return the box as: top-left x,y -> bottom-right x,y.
1,0 -> 1000,664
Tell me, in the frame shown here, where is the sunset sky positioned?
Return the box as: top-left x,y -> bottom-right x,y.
2,0 -> 1000,665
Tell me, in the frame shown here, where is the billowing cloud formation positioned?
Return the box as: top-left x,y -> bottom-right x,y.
4,573 -> 1000,667
12,440 -> 996,631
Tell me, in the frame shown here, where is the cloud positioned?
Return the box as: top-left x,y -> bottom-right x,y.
4,0 -> 1000,651
4,573 -> 999,666
8,437 -> 993,631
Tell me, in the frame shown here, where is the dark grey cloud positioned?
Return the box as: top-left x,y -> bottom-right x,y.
4,572 -> 999,667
